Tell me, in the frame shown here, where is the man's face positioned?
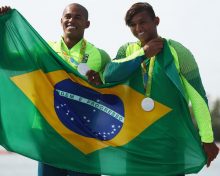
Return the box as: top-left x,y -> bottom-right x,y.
61,5 -> 90,39
129,11 -> 159,44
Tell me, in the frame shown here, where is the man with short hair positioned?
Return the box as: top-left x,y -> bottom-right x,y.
104,2 -> 219,175
39,4 -> 110,175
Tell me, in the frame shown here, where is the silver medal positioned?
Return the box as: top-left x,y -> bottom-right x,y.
141,97 -> 154,111
77,63 -> 90,76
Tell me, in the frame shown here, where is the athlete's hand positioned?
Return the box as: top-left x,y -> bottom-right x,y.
143,37 -> 163,58
0,6 -> 11,15
86,70 -> 102,86
203,142 -> 219,167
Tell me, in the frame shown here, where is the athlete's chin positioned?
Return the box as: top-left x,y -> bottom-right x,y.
65,31 -> 78,37
139,36 -> 155,44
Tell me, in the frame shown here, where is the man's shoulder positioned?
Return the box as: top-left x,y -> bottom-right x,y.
47,41 -> 57,44
167,39 -> 192,54
167,39 -> 197,69
47,41 -> 58,46
86,41 -> 110,57
84,41 -> 110,72
47,41 -> 60,52
85,41 -> 102,52
118,42 -> 138,49
117,42 -> 140,53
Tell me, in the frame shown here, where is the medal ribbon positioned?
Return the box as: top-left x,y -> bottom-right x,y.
61,39 -> 87,66
79,39 -> 87,63
144,56 -> 156,97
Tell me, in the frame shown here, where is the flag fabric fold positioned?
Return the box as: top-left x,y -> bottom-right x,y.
0,10 -> 205,175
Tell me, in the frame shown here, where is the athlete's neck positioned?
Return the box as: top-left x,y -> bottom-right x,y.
63,36 -> 83,49
141,34 -> 159,46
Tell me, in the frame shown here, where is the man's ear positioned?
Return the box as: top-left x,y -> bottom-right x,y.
85,20 -> 90,28
61,18 -> 63,26
155,17 -> 160,26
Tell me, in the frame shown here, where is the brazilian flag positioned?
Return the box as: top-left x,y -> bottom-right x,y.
0,10 -> 206,175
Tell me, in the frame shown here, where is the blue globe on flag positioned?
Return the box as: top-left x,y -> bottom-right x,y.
54,79 -> 125,141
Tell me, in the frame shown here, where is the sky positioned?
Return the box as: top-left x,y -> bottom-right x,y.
1,0 -> 220,99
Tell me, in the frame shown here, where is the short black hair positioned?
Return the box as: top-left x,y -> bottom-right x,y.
125,2 -> 156,26
64,3 -> 89,20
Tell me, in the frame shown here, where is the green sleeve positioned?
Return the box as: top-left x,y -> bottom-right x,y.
115,43 -> 129,59
103,43 -> 145,83
98,49 -> 111,71
97,49 -> 111,83
169,40 -> 214,143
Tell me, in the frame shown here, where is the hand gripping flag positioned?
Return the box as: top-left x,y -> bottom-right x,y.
0,10 -> 206,175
